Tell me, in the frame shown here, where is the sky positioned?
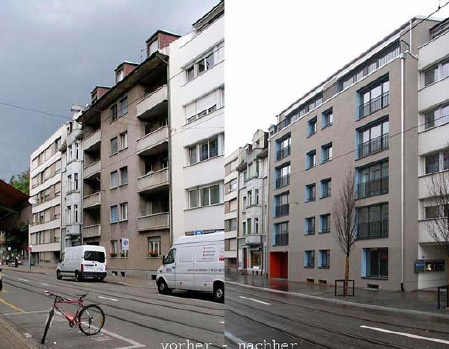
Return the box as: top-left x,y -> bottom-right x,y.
0,0 -> 218,181
225,0 -> 449,153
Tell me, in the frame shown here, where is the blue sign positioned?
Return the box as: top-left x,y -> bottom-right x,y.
194,231 -> 203,236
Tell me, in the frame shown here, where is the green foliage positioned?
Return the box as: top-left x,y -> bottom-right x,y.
9,169 -> 30,195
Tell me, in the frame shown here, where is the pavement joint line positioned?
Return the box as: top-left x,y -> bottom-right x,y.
360,325 -> 449,345
0,297 -> 26,313
239,296 -> 271,305
2,310 -> 49,316
226,280 -> 449,319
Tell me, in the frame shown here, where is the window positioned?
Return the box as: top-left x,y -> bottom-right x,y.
189,190 -> 199,208
120,167 -> 128,185
321,143 -> 333,163
255,189 -> 260,205
422,104 -> 449,131
305,184 -> 316,202
74,173 -> 79,191
229,178 -> 238,192
425,149 -> 449,174
111,105 -> 118,122
357,203 -> 389,239
67,174 -> 72,192
247,190 -> 253,207
363,248 -> 388,278
119,97 -> 128,116
443,59 -> 449,79
255,218 -> 259,234
190,136 -> 220,165
357,160 -> 389,198
319,214 -> 331,233
425,205 -> 441,219
305,217 -> 315,235
307,117 -> 317,137
359,79 -> 390,118
185,50 -> 217,83
306,150 -> 316,169
247,218 -> 252,234
110,206 -> 118,223
189,184 -> 220,208
74,143 -> 79,160
275,163 -> 290,188
276,135 -> 291,160
148,237 -> 161,257
225,218 -> 237,232
357,119 -> 389,158
304,250 -> 315,268
322,108 -> 333,128
186,66 -> 195,82
111,240 -> 118,255
320,178 -> 331,198
189,145 -> 198,165
185,89 -> 222,123
74,204 -> 79,223
424,65 -> 438,86
120,132 -> 128,150
111,137 -> 118,155
318,250 -> 330,268
274,192 -> 289,217
110,171 -> 118,188
273,222 -> 288,246
120,203 -> 128,221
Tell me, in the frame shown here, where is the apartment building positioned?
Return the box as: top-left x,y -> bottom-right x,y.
416,19 -> 449,288
78,31 -> 179,277
224,148 -> 241,270
268,17 -> 440,291
170,1 -> 225,240
60,106 -> 84,249
29,127 -> 63,266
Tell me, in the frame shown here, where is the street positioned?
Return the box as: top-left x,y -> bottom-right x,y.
225,281 -> 449,349
0,268 -> 224,349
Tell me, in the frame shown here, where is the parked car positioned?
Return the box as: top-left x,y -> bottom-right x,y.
57,245 -> 107,282
156,232 -> 225,302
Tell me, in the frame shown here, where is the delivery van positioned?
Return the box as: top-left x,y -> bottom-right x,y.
57,245 -> 107,282
156,231 -> 225,302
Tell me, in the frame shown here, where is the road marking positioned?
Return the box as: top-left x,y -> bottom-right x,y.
23,333 -> 32,339
2,310 -> 49,316
0,298 -> 25,313
239,296 -> 271,305
360,325 -> 449,345
18,278 -> 29,282
100,328 -> 145,349
40,283 -> 49,286
219,321 -> 225,324
98,296 -> 118,302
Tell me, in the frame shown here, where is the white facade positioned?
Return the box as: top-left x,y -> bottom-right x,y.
417,24 -> 449,289
29,126 -> 64,265
169,2 -> 225,241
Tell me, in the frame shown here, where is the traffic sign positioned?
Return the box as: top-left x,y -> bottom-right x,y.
121,238 -> 129,251
194,231 -> 203,236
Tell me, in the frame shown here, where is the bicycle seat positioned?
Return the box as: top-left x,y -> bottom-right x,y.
77,294 -> 87,301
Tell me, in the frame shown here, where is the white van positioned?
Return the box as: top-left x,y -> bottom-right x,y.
156,232 -> 225,302
57,245 -> 107,282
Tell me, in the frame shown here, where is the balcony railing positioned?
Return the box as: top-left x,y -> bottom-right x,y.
83,161 -> 101,179
276,146 -> 291,161
136,85 -> 168,119
357,133 -> 389,159
136,126 -> 169,155
275,174 -> 290,189
137,212 -> 170,231
83,224 -> 101,239
137,168 -> 169,193
359,92 -> 390,119
83,129 -> 101,152
83,192 -> 101,209
275,204 -> 290,217
357,220 -> 388,239
357,177 -> 389,199
273,233 -> 289,246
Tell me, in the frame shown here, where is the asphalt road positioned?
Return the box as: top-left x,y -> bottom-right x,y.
225,282 -> 449,349
0,269 -> 224,349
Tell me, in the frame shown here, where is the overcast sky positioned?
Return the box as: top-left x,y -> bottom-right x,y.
0,0 -> 217,181
226,0 -> 449,153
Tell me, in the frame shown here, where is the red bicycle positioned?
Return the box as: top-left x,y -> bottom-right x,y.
41,291 -> 105,344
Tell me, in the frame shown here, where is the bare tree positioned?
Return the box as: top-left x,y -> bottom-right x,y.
332,169 -> 357,294
425,171 -> 449,284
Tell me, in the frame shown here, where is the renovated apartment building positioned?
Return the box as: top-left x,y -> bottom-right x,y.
268,17 -> 441,291
416,19 -> 449,288
29,127 -> 63,266
60,106 -> 84,249
170,1 -> 225,240
235,130 -> 269,275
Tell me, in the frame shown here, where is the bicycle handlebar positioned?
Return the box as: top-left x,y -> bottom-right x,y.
43,291 -> 87,302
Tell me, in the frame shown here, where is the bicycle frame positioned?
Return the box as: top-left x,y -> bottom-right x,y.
52,296 -> 84,325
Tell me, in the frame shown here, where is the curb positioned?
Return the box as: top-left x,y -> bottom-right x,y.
224,331 -> 246,348
0,315 -> 39,349
226,280 -> 449,320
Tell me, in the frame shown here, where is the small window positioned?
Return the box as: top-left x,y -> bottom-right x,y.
186,66 -> 195,82
424,65 -> 438,87
305,184 -> 316,202
120,132 -> 128,150
189,189 -> 199,208
307,117 -> 317,137
304,250 -> 315,268
306,150 -> 316,169
111,137 -> 118,155
110,205 -> 118,223
110,171 -> 118,188
321,143 -> 333,163
322,108 -> 333,128
148,237 -> 162,257
319,214 -> 331,233
111,105 -> 118,122
320,178 -> 331,198
120,167 -> 128,185
305,217 -> 315,235
120,203 -> 128,221
119,97 -> 128,116
318,250 -> 330,268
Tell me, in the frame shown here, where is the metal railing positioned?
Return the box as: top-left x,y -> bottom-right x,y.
275,174 -> 290,189
273,233 -> 289,246
357,220 -> 388,239
357,177 -> 389,198
358,133 -> 389,159
359,92 -> 389,119
275,204 -> 290,217
276,146 -> 291,161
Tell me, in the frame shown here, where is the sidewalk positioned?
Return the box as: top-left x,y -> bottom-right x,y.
226,273 -> 449,316
0,316 -> 37,349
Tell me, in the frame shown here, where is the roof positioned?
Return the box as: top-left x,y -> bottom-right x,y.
192,1 -> 224,29
0,179 -> 29,215
145,30 -> 181,44
115,61 -> 139,72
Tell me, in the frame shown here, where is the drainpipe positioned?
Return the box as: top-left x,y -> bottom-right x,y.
400,52 -> 405,292
166,60 -> 174,248
266,139 -> 271,278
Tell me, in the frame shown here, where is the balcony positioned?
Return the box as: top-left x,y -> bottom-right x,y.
245,235 -> 262,246
275,175 -> 290,189
275,204 -> 290,217
136,126 -> 169,156
137,168 -> 169,194
359,92 -> 390,119
84,161 -> 101,180
273,233 -> 289,246
83,224 -> 101,239
136,85 -> 168,120
83,129 -> 101,152
65,224 -> 81,237
276,146 -> 291,161
357,177 -> 389,199
357,134 -> 389,159
83,192 -> 101,209
137,213 -> 170,231
357,220 -> 388,240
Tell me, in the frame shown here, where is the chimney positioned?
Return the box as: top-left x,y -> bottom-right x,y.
91,86 -> 110,104
115,62 -> 138,83
146,30 -> 181,57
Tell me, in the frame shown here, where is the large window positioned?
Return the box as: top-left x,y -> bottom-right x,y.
359,79 -> 390,119
422,104 -> 449,131
274,192 -> 289,217
225,218 -> 237,232
357,203 -> 388,239
424,149 -> 449,174
188,184 -> 221,208
185,44 -> 222,83
422,59 -> 449,87
276,135 -> 291,161
185,88 -> 224,123
273,222 -> 289,246
189,136 -> 220,165
275,163 -> 290,189
357,119 -> 389,158
357,160 -> 389,198
363,248 -> 388,278
304,250 -> 315,268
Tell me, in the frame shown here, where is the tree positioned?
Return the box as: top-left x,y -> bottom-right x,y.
9,169 -> 30,195
425,171 -> 449,284
332,169 -> 357,295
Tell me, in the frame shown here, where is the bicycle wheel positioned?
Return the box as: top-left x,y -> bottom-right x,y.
78,304 -> 105,336
41,308 -> 54,344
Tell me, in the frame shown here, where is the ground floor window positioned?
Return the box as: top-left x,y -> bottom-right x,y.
148,236 -> 162,257
363,248 -> 388,278
110,240 -> 118,257
250,250 -> 262,268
